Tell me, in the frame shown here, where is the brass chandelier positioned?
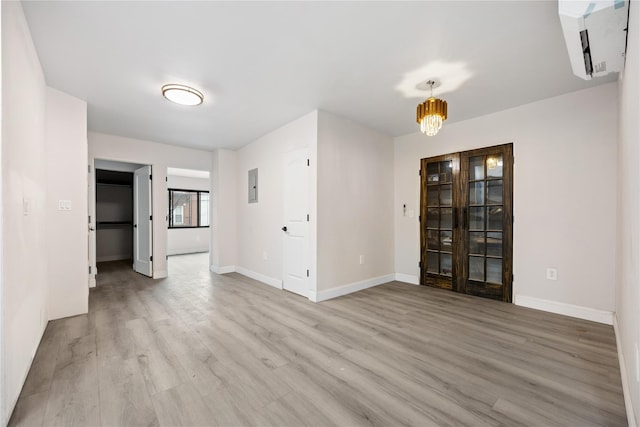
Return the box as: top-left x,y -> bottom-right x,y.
416,80 -> 447,136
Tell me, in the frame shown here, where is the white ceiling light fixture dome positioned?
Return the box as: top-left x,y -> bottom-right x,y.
161,84 -> 204,106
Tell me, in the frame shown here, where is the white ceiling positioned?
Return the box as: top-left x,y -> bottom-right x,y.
21,1 -> 615,151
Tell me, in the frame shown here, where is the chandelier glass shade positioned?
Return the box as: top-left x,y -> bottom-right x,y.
416,96 -> 448,136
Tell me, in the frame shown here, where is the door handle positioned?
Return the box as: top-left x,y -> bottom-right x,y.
463,208 -> 468,230
453,207 -> 458,229
89,226 -> 95,231
281,226 -> 287,232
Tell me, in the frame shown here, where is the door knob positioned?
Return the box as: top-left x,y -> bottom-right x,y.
281,226 -> 287,232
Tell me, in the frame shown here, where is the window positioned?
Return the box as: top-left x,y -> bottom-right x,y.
173,205 -> 184,225
168,189 -> 210,228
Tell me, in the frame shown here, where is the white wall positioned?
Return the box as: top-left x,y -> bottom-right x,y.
167,174 -> 210,255
616,0 -> 640,423
88,132 -> 213,279
395,83 -> 618,320
45,87 -> 88,320
2,2 -> 48,423
316,111 -> 395,296
210,149 -> 238,272
233,112 -> 318,287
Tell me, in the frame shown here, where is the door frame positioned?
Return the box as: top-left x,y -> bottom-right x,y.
88,158 -> 154,283
420,143 -> 514,302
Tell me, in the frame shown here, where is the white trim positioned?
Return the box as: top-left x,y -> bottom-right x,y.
167,248 -> 209,256
89,276 -> 96,289
152,270 -> 168,279
394,273 -> 420,285
235,267 -> 283,290
613,315 -> 638,427
210,265 -> 236,274
309,274 -> 395,302
514,294 -> 613,325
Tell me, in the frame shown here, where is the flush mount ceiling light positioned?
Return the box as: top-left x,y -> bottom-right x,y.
416,79 -> 447,136
161,84 -> 203,106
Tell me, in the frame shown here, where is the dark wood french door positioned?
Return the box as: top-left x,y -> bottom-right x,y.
420,143 -> 513,302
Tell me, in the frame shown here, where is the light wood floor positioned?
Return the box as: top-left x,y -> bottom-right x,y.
9,253 -> 627,426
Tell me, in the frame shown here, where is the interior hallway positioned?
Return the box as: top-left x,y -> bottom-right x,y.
8,253 -> 627,426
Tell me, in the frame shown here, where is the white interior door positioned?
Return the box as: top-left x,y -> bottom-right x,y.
134,165 -> 153,277
282,148 -> 309,297
88,162 -> 96,287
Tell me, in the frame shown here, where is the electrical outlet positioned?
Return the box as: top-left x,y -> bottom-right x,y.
359,255 -> 365,265
546,268 -> 557,281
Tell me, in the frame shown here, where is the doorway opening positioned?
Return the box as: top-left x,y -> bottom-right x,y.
93,159 -> 153,279
166,167 -> 211,273
420,143 -> 513,302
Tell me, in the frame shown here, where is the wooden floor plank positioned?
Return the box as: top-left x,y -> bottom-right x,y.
8,253 -> 627,426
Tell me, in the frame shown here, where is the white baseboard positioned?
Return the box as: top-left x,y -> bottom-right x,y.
210,265 -> 236,274
309,274 -> 395,302
153,270 -> 168,279
235,267 -> 283,290
613,315 -> 638,427
394,273 -> 419,285
89,275 -> 96,288
514,294 -> 613,325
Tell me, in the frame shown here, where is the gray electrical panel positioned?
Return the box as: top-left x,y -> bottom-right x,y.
248,168 -> 258,203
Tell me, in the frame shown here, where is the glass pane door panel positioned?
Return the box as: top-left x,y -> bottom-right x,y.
427,230 -> 439,250
469,207 -> 485,230
486,232 -> 503,257
440,184 -> 452,206
427,208 -> 439,228
469,232 -> 485,255
427,189 -> 439,206
440,208 -> 452,229
487,258 -> 503,284
441,254 -> 453,276
439,161 -> 453,183
487,207 -> 503,230
487,180 -> 503,204
469,256 -> 484,281
486,155 -> 503,178
469,182 -> 485,205
427,163 -> 439,183
427,252 -> 438,273
440,231 -> 453,252
470,156 -> 485,180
